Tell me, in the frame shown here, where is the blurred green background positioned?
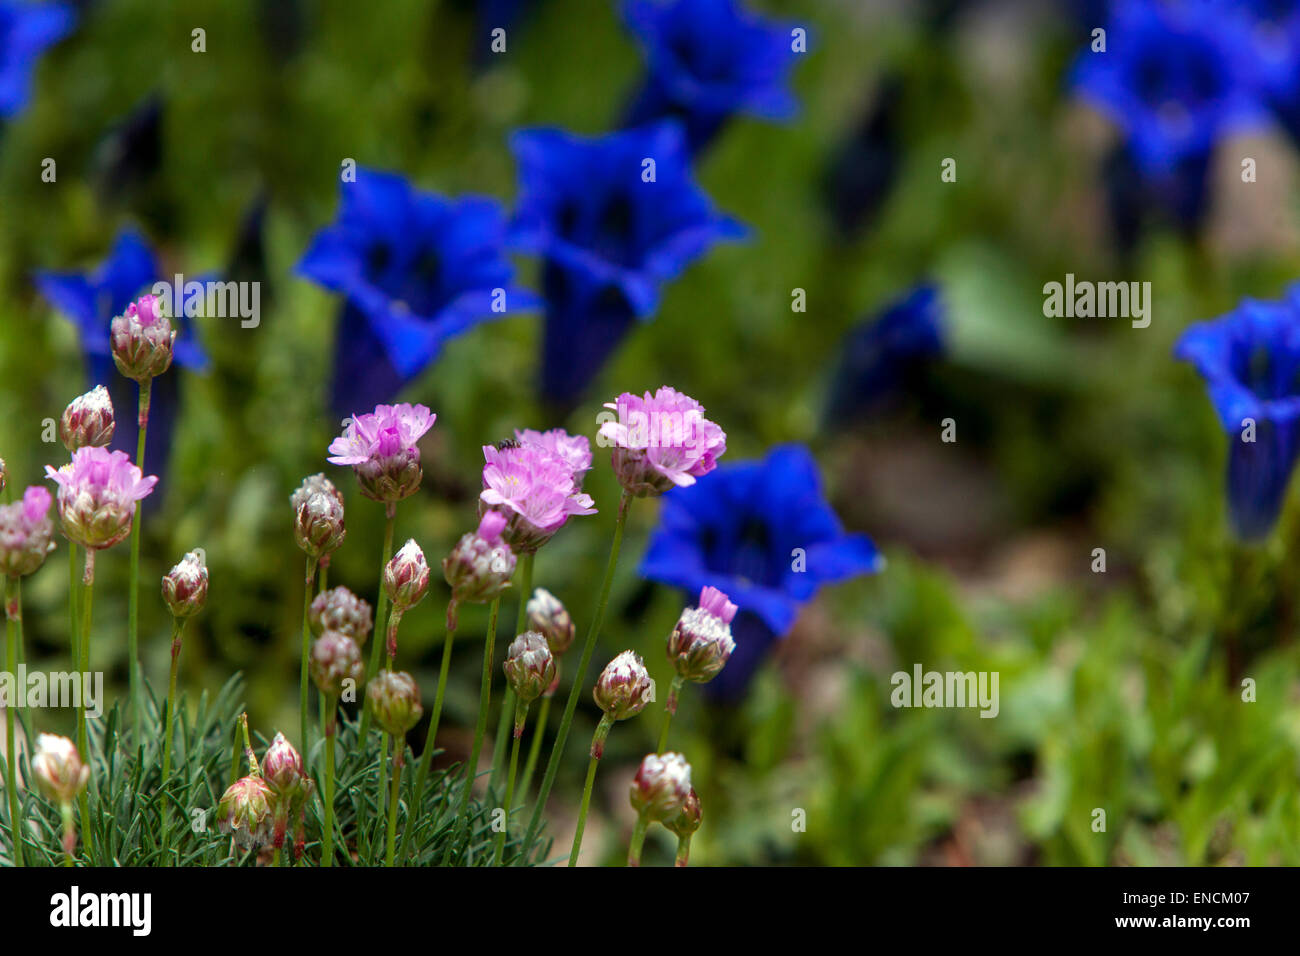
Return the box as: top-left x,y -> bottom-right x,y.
4,0 -> 1300,865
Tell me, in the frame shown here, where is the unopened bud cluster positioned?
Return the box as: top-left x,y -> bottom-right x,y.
503,631 -> 556,708
310,586 -> 373,644
60,386 -> 115,451
110,294 -> 175,382
629,752 -> 692,823
292,473 -> 346,559
161,549 -> 208,618
593,650 -> 653,721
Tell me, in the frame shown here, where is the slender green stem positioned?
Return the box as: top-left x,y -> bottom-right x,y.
298,555 -> 318,751
569,714 -> 613,867
493,698 -> 529,866
321,697 -> 337,867
10,577 -> 27,737
77,550 -> 95,857
318,560 -> 329,594
61,802 -> 76,866
160,617 -> 185,860
68,540 -> 79,675
359,508 -> 397,740
674,833 -> 691,867
627,812 -> 650,867
491,553 -> 534,790
519,695 -> 551,801
400,617 -> 456,862
444,595 -> 500,864
385,750 -> 404,867
4,575 -> 24,866
657,675 -> 685,754
127,377 -> 152,744
520,491 -> 632,863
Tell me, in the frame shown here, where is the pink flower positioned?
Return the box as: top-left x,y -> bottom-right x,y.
0,486 -> 56,577
479,440 -> 596,554
326,402 -> 435,504
515,428 -> 593,486
110,294 -> 176,382
697,585 -> 738,624
599,386 -> 726,496
44,447 -> 158,550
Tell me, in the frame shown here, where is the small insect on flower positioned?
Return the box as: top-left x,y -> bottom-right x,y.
161,549 -> 208,618
310,630 -> 364,699
59,385 -> 116,451
593,650 -> 654,721
667,585 -> 737,684
217,775 -> 275,850
384,538 -> 430,613
367,670 -> 424,737
600,386 -> 727,496
291,473 -> 346,559
629,751 -> 692,823
526,587 -> 575,655
32,734 -> 89,806
327,403 -> 435,505
310,586 -> 373,644
44,447 -> 157,551
503,631 -> 556,710
110,293 -> 176,382
0,486 -> 56,578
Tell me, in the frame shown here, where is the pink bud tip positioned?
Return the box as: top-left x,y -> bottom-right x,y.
698,586 -> 738,624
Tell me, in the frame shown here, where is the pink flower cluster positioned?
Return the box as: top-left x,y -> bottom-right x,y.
479,429 -> 596,554
327,403 -> 435,504
44,447 -> 158,550
600,386 -> 726,496
0,486 -> 56,577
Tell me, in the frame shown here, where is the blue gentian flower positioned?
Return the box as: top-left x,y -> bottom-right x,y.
621,0 -> 801,153
640,444 -> 883,698
0,0 -> 74,119
510,122 -> 746,406
824,282 -> 944,424
35,228 -> 208,477
296,167 -> 538,416
1174,285 -> 1300,540
1214,0 -> 1300,143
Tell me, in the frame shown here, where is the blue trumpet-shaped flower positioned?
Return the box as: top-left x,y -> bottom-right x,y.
640,443 -> 882,698
510,122 -> 746,406
1215,0 -> 1300,143
296,167 -> 537,416
35,228 -> 208,477
621,0 -> 801,153
824,282 -> 944,424
0,0 -> 74,119
1174,285 -> 1300,540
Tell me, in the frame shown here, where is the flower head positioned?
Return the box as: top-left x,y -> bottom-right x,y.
526,587 -> 575,655
295,168 -> 539,416
667,585 -> 737,684
629,751 -> 692,822
0,0 -> 75,119
664,786 -> 702,839
291,473 -> 347,559
59,385 -> 116,451
503,631 -> 556,711
217,775 -> 275,849
310,631 -> 364,699
31,733 -> 88,806
0,485 -> 55,577
443,510 -> 516,615
384,538 -> 430,613
641,444 -> 882,698
161,549 -> 208,619
600,386 -> 727,496
109,293 -> 176,382
44,446 -> 157,550
510,123 -> 746,404
479,439 -> 596,553
593,649 -> 653,721
309,586 -> 373,644
261,733 -> 310,806
367,670 -> 424,737
1174,284 -> 1300,539
327,402 -> 435,505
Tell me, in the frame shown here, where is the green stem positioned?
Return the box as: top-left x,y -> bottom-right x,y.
359,508 -> 397,740
127,377 -> 152,744
656,675 -> 685,754
385,750 -> 403,867
160,617 -> 185,861
321,698 -> 337,867
68,541 -> 79,679
491,553 -> 534,790
444,595 -> 501,864
77,550 -> 95,857
400,617 -> 456,863
10,577 -> 27,738
569,714 -> 613,867
4,576 -> 24,866
493,698 -> 529,866
520,491 -> 632,863
298,555 -> 318,752
627,812 -> 650,867
519,694 -> 551,801
61,802 -> 76,866
674,833 -> 691,867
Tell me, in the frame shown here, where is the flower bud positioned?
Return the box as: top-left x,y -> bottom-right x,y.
367,670 -> 423,736
664,787 -> 702,839
261,732 -> 310,806
0,486 -> 55,578
59,385 -> 116,451
667,585 -> 737,683
384,538 -> 430,612
110,294 -> 175,381
526,588 -> 574,655
161,549 -> 208,618
442,511 -> 516,608
292,475 -> 346,560
217,775 -> 275,849
309,586 -> 373,644
32,734 -> 89,805
310,631 -> 364,699
629,752 -> 692,823
592,650 -> 653,721
503,631 -> 556,707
